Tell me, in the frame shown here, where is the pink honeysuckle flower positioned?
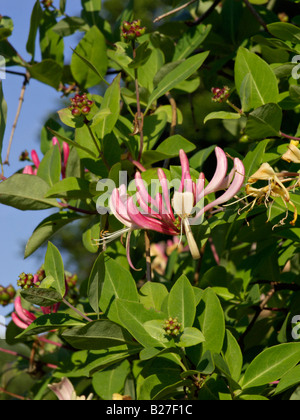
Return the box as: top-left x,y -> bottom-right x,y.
12,296 -> 59,330
48,377 -> 93,400
95,147 -> 245,266
22,137 -> 70,179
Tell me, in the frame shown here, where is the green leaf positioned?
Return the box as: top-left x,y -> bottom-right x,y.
92,360 -> 130,400
168,274 -> 196,329
240,343 -> 300,390
71,26 -> 108,88
45,177 -> 92,200
128,41 -> 152,69
16,313 -> 85,338
222,330 -> 243,382
36,145 -> 61,186
52,17 -> 88,37
0,16 -> 13,41
235,47 -> 279,112
20,287 -> 62,307
62,319 -> 135,350
173,24 -> 212,61
94,73 -> 121,138
115,299 -> 165,348
267,22 -> 300,43
139,282 -> 169,312
204,112 -> 241,124
273,365 -> 300,395
142,135 -> 196,165
44,242 -> 66,298
243,138 -> 270,181
195,288 -> 225,355
28,59 -> 63,89
0,174 -> 59,210
177,327 -> 205,347
245,103 -> 282,140
26,0 -> 43,59
87,252 -> 105,316
99,257 -> 139,324
143,320 -> 169,345
145,51 -> 209,114
81,0 -> 101,12
0,81 -> 7,165
25,212 -> 81,259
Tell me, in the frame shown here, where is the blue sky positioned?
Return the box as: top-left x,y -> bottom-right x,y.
0,0 -> 83,316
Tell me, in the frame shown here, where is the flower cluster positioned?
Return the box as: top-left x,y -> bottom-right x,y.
211,86 -> 231,103
95,147 -> 245,268
163,317 -> 182,337
23,137 -> 70,179
121,20 -> 146,42
17,272 -> 41,289
69,93 -> 94,117
0,284 -> 16,306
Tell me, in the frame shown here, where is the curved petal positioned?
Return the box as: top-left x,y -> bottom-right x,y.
179,149 -> 192,193
203,147 -> 228,196
127,196 -> 178,235
109,187 -> 133,228
31,150 -> 40,169
23,165 -> 35,175
14,296 -> 36,325
198,157 -> 245,217
135,172 -> 158,210
157,169 -> 175,221
11,312 -> 29,330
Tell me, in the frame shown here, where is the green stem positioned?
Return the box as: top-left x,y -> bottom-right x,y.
62,298 -> 93,322
85,122 -> 111,171
226,100 -> 244,115
132,41 -> 144,162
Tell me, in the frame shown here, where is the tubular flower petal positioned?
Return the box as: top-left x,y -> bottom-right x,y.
98,147 -> 245,262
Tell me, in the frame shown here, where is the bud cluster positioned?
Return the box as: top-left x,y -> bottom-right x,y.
41,0 -> 53,8
66,274 -> 78,289
163,317 -> 182,337
36,266 -> 46,283
19,150 -> 30,162
0,285 -> 16,306
17,273 -> 40,290
121,20 -> 146,42
211,86 -> 230,103
69,93 -> 94,117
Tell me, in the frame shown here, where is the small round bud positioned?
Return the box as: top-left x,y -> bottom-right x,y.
81,106 -> 91,115
72,108 -> 82,117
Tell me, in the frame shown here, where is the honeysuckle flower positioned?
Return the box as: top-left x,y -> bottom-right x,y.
282,140 -> 300,164
244,162 -> 299,226
22,137 -> 70,179
48,377 -> 93,401
95,147 -> 245,267
12,296 -> 59,330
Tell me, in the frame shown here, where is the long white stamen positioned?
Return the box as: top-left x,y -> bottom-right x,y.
93,227 -> 132,246
183,218 -> 200,260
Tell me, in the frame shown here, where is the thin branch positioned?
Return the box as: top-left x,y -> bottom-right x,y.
280,132 -> 300,142
0,387 -> 30,400
163,91 -> 177,168
59,202 -> 98,215
242,0 -> 270,33
238,284 -> 276,350
132,42 -> 145,163
144,231 -> 152,282
186,0 -> 221,27
62,298 -> 93,322
153,0 -> 199,23
3,71 -> 30,165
